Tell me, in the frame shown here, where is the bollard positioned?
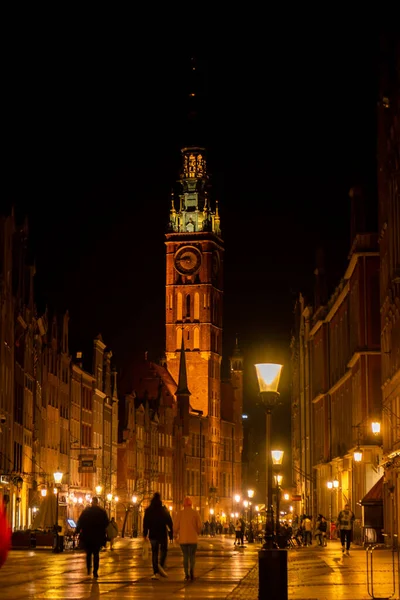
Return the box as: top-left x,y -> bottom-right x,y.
258,548 -> 288,600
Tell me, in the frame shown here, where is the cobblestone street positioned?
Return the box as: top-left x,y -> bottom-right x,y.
0,537 -> 398,599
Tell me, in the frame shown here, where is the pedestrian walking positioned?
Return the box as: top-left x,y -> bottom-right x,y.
106,517 -> 118,550
173,496 -> 202,581
75,497 -> 109,579
143,492 -> 173,580
234,519 -> 243,546
337,503 -> 355,556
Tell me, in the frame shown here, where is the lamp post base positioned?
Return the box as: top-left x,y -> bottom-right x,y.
258,548 -> 288,600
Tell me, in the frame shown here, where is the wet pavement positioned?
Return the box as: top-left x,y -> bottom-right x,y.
0,536 -> 398,599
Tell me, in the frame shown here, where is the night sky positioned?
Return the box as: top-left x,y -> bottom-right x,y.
3,25 -> 381,472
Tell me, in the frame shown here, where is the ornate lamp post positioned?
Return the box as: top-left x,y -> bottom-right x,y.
53,469 -> 63,553
254,363 -> 283,549
272,450 -> 284,537
255,363 -> 288,600
247,489 -> 255,542
132,495 -> 138,538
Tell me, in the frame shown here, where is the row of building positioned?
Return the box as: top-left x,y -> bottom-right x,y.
291,37 -> 399,547
0,143 -> 244,536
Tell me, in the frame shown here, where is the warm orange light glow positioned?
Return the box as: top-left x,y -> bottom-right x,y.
283,493 -> 289,501
333,479 -> 339,489
372,421 -> 381,435
234,494 -> 241,503
114,496 -> 119,503
41,489 -> 47,497
275,474 -> 283,486
247,489 -> 255,499
132,495 -> 137,504
53,470 -> 63,485
106,493 -> 112,502
327,481 -> 333,489
255,363 -> 283,393
354,450 -> 363,462
210,508 -> 214,515
243,500 -> 249,508
271,450 -> 284,465
95,485 -> 102,495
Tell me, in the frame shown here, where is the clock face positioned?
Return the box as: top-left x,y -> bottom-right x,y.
174,246 -> 202,275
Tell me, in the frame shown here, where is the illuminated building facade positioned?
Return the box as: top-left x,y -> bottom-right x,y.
118,145 -> 243,525
0,213 -> 119,531
291,191 -> 383,529
378,34 -> 400,548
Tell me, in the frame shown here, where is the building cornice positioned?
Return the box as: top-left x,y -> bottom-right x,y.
309,320 -> 323,337
347,350 -> 380,368
312,393 -> 326,405
325,281 -> 349,322
344,250 -> 379,280
328,369 -> 352,395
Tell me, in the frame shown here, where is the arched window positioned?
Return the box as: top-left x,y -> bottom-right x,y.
194,327 -> 200,349
176,327 -> 182,349
194,292 -> 200,320
186,294 -> 191,318
177,293 -> 183,321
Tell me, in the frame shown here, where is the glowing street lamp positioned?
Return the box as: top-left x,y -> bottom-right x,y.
132,495 -> 138,538
354,449 -> 363,462
95,485 -> 102,496
234,494 -> 241,504
247,489 -> 255,499
371,421 -> 381,435
41,488 -> 47,498
53,469 -> 63,553
327,481 -> 333,489
271,450 -> 284,465
333,479 -> 339,489
254,362 -> 283,550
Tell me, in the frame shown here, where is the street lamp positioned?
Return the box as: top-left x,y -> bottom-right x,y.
255,363 -> 283,550
255,362 -> 288,600
95,485 -> 102,496
274,474 -> 283,534
107,493 -> 113,518
247,489 -> 255,543
132,495 -> 138,538
53,469 -> 63,553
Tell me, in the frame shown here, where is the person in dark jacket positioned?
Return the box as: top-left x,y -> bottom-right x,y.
75,497 -> 109,578
143,492 -> 173,580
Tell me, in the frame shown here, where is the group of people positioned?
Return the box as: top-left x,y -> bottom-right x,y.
291,504 -> 355,555
75,492 -> 202,581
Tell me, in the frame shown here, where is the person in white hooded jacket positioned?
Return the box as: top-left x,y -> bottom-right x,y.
173,496 -> 202,581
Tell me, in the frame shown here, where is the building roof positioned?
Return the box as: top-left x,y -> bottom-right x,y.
120,358 -> 177,409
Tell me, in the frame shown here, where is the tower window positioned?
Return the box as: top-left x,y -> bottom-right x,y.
194,293 -> 200,320
186,294 -> 191,318
177,293 -> 183,321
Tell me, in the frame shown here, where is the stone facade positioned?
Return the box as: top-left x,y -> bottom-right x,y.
291,205 -> 383,529
0,211 -> 119,530
378,34 -> 400,548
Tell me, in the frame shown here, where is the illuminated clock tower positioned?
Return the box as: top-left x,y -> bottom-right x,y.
165,146 -> 223,425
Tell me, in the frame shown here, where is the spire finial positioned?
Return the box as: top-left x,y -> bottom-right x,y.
176,332 -> 191,396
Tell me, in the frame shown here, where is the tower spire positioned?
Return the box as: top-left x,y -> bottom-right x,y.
176,332 -> 191,396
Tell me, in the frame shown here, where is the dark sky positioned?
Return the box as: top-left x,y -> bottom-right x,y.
3,24 -> 381,468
